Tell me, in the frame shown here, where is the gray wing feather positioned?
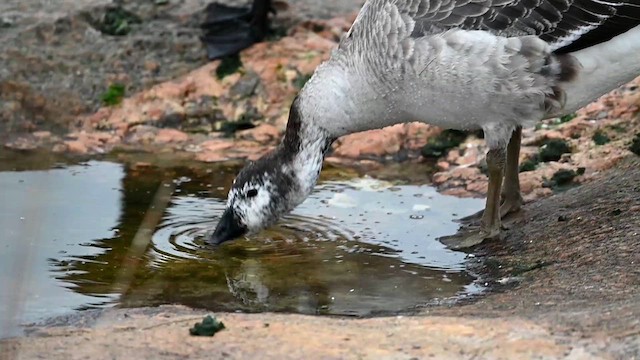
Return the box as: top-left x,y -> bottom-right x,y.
345,0 -> 640,52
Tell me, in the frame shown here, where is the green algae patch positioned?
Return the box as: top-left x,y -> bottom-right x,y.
98,7 -> 142,36
421,130 -> 468,158
519,156 -> 539,172
591,130 -> 610,146
539,139 -> 571,162
216,55 -> 243,80
190,315 -> 226,337
544,167 -> 585,191
101,84 -> 126,106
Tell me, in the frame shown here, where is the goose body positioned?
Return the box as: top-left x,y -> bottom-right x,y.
210,0 -> 640,247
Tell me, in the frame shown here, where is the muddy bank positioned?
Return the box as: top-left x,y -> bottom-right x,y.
2,156 -> 639,359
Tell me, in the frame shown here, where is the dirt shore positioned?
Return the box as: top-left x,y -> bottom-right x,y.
1,156 -> 639,360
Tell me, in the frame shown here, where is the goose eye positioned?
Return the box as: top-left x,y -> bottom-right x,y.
247,189 -> 258,198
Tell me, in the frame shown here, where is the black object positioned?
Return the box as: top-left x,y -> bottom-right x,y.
201,0 -> 274,60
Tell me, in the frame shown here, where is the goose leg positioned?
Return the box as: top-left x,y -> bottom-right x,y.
457,126 -> 522,223
500,126 -> 523,217
440,147 -> 505,249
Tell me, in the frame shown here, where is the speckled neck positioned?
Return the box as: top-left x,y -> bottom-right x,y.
274,97 -> 334,210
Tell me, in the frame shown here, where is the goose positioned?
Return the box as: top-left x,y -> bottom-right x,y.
209,0 -> 640,248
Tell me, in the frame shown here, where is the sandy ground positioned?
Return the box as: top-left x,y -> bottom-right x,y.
1,156 -> 638,360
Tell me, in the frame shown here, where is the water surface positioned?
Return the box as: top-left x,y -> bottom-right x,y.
0,159 -> 483,338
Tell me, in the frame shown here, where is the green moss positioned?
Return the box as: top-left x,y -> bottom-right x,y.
189,315 -> 225,336
100,84 -> 126,106
539,139 -> 571,162
591,130 -> 610,146
551,169 -> 577,186
630,134 -> 640,156
608,124 -> 627,133
293,73 -> 312,90
519,157 -> 538,172
421,130 -> 468,158
98,7 -> 141,36
216,55 -> 242,80
558,113 -> 576,124
542,167 -> 585,192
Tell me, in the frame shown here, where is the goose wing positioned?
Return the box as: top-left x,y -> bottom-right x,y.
345,0 -> 640,52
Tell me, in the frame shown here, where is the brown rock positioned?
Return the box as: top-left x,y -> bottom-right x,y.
437,161 -> 450,171
155,129 -> 189,144
127,125 -> 158,144
199,139 -> 235,153
333,126 -> 404,158
196,151 -> 230,163
238,124 -> 281,144
404,123 -> 439,150
466,180 -> 488,194
65,140 -> 88,154
451,167 -> 484,181
441,187 -> 476,198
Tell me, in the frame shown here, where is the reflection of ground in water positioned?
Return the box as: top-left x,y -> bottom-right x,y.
0,159 -> 483,338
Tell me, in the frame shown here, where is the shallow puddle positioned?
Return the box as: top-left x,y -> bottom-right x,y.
0,159 -> 483,338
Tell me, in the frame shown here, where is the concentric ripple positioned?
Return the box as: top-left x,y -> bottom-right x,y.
137,179 -> 485,316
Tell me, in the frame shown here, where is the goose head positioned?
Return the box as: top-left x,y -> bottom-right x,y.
209,98 -> 332,245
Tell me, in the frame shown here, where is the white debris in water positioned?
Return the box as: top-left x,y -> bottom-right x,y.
497,276 -> 522,285
412,204 -> 431,211
347,177 -> 395,191
327,193 -> 358,208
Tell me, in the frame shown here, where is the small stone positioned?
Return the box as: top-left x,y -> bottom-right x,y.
437,161 -> 450,171
32,131 -> 51,139
144,60 -> 160,73
230,71 -> 261,98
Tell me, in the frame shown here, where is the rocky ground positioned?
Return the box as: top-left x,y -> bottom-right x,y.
1,1 -> 640,359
